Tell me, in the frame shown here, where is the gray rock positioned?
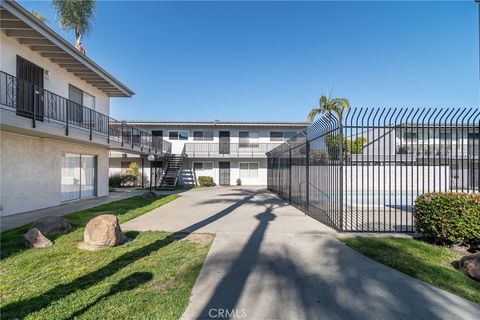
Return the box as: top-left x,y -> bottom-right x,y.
77,214 -> 127,251
458,253 -> 480,282
32,216 -> 72,235
24,228 -> 52,248
142,191 -> 157,200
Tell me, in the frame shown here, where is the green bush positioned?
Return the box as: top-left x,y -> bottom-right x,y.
324,134 -> 366,160
413,193 -> 480,245
198,176 -> 215,187
122,174 -> 138,185
109,173 -> 123,188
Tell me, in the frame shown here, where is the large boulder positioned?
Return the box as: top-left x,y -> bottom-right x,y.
32,216 -> 72,235
142,191 -> 157,200
78,214 -> 127,251
458,253 -> 480,282
24,228 -> 52,248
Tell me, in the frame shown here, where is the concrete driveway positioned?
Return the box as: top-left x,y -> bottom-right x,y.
122,187 -> 480,320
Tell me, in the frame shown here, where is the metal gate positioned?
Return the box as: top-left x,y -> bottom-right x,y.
219,161 -> 230,185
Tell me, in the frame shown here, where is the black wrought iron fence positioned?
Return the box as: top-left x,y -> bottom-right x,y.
267,107 -> 480,232
0,70 -> 170,154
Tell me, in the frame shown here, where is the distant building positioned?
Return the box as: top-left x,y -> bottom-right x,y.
110,121 -> 309,187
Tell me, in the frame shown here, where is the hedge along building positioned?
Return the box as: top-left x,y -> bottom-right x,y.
267,107 -> 480,232
109,121 -> 309,188
0,0 -> 170,216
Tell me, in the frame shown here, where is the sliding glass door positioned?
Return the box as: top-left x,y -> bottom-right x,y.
61,153 -> 97,202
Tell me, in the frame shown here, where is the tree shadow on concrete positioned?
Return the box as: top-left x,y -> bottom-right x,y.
195,234 -> 480,319
197,207 -> 276,318
0,192 -> 258,319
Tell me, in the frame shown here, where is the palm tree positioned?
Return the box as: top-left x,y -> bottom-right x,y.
31,10 -> 48,24
307,95 -> 350,125
308,95 -> 350,161
51,0 -> 96,54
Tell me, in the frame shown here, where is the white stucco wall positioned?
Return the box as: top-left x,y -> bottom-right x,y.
0,131 -> 109,216
1,32 -> 110,115
156,128 -> 297,154
184,158 -> 267,186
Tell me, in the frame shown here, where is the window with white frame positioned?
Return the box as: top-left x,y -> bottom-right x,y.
169,131 -> 189,140
239,162 -> 258,178
193,131 -> 214,141
270,131 -> 296,141
193,162 -> 213,171
239,131 -> 259,147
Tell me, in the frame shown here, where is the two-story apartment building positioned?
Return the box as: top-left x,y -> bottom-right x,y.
110,121 -> 309,186
0,1 -> 169,216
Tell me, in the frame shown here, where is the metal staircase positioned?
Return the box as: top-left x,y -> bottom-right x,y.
158,147 -> 186,190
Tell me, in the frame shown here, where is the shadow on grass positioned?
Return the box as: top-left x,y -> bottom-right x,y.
344,237 -> 480,304
0,192 -> 257,319
65,272 -> 153,320
0,195 -> 173,260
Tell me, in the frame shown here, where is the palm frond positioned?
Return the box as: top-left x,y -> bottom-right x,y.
307,108 -> 320,123
52,0 -> 96,35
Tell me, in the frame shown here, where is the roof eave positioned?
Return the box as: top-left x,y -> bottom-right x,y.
2,0 -> 134,97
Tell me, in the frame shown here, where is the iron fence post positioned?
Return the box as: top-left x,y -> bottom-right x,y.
339,125 -> 344,231
121,122 -> 124,147
107,117 -> 110,143
306,141 -> 310,210
65,101 -> 69,136
89,109 -> 93,141
289,148 -> 292,203
131,127 -> 134,149
32,85 -> 36,128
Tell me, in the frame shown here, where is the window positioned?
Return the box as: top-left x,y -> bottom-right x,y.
404,132 -> 417,140
270,132 -> 283,141
83,92 -> 95,111
270,131 -> 296,141
439,131 -> 451,140
168,131 -> 189,140
152,130 -> 163,137
193,131 -> 214,141
239,162 -> 258,178
239,131 -> 259,147
194,162 -> 213,171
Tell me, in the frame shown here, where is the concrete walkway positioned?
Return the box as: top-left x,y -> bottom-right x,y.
122,187 -> 480,320
0,189 -> 146,232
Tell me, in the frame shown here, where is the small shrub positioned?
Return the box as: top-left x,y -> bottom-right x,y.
122,174 -> 138,186
413,193 -> 480,245
125,162 -> 141,180
236,178 -> 242,186
109,173 -> 123,188
198,176 -> 215,187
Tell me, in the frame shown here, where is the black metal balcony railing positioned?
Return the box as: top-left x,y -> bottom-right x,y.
0,71 -> 171,155
184,142 -> 281,157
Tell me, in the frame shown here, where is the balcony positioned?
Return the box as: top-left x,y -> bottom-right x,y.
184,142 -> 281,158
0,71 -> 171,155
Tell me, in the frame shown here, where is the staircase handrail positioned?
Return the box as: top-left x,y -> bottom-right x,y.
173,145 -> 186,187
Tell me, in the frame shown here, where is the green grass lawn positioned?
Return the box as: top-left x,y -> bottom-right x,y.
341,237 -> 480,304
0,194 -> 214,320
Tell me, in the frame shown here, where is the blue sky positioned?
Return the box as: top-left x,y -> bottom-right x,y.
19,1 -> 479,122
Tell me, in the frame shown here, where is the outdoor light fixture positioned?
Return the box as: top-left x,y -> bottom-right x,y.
147,154 -> 155,191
